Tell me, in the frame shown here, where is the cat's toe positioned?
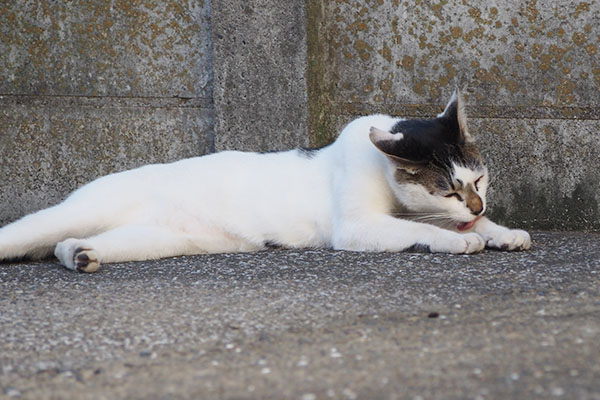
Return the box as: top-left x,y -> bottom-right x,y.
74,247 -> 100,273
462,233 -> 485,254
435,233 -> 484,254
512,229 -> 531,250
487,230 -> 531,251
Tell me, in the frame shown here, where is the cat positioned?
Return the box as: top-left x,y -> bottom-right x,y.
0,89 -> 530,273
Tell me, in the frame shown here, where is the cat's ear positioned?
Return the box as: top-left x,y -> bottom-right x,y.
438,88 -> 473,143
369,127 -> 429,173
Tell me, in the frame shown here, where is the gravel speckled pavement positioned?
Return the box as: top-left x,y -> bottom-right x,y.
1,232 -> 599,399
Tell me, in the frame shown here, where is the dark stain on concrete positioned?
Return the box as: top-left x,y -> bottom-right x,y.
489,176 -> 599,232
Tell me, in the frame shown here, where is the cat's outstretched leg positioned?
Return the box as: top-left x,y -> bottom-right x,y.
333,214 -> 485,254
54,224 -> 262,272
0,204 -> 106,262
473,217 -> 531,251
55,225 -> 198,273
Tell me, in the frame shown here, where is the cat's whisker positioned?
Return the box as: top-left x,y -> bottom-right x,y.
394,213 -> 459,226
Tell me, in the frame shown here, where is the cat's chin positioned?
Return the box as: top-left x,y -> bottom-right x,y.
457,215 -> 483,232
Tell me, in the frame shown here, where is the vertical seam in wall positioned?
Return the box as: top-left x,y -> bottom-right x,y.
206,0 -> 216,154
306,0 -> 334,148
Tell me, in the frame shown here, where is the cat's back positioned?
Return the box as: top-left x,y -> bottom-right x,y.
169,149 -> 329,184
75,150 -> 291,187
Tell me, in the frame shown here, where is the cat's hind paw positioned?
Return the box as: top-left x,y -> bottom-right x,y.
73,247 -> 100,273
486,229 -> 531,251
55,239 -> 101,273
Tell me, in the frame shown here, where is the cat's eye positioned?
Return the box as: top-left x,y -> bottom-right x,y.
445,193 -> 463,201
474,176 -> 484,191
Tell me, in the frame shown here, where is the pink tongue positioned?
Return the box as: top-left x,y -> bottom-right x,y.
457,220 -> 475,231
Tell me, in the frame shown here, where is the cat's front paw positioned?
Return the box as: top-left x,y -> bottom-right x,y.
486,229 -> 531,251
431,232 -> 485,254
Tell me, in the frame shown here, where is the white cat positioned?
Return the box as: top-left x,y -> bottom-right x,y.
0,90 -> 530,272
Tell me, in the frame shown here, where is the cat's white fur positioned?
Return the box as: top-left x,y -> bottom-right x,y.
0,92 -> 530,272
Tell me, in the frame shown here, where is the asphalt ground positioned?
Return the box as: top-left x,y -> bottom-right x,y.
1,231 -> 599,399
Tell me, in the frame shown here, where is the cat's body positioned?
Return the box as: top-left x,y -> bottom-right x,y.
0,91 -> 530,272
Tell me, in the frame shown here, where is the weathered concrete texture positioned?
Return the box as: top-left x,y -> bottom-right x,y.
211,0 -> 309,151
0,0 -> 212,98
0,96 -> 212,226
1,232 -> 599,399
0,1 -> 214,225
316,0 -> 599,108
475,118 -> 600,231
308,0 -> 600,231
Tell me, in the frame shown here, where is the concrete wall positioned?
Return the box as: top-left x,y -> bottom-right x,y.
211,0 -> 309,152
1,1 -> 598,231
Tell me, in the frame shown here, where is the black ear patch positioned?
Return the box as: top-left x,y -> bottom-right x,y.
393,115 -> 462,146
371,91 -> 479,173
437,102 -> 463,144
369,127 -> 431,165
385,133 -> 433,165
388,118 -> 460,163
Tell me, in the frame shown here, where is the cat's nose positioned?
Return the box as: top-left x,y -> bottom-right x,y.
471,207 -> 483,216
468,200 -> 484,215
466,191 -> 484,215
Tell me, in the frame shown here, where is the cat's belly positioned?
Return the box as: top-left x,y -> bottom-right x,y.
262,218 -> 333,249
159,206 -> 332,252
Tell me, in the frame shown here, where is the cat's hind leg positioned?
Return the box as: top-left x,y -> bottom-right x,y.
0,203 -> 107,262
55,225 -> 196,272
55,224 -> 262,272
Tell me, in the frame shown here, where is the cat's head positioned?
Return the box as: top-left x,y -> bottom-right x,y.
369,89 -> 488,231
